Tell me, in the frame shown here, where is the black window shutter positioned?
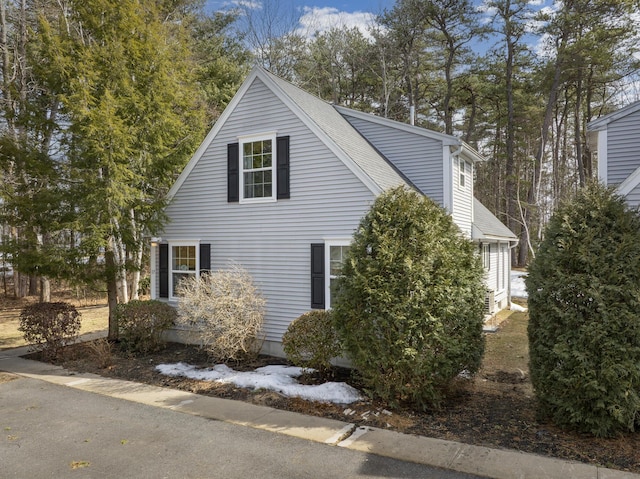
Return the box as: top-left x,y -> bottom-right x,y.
199,243 -> 211,275
159,243 -> 169,298
228,143 -> 239,202
276,136 -> 290,199
310,243 -> 325,309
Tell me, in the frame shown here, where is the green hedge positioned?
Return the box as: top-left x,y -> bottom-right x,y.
333,187 -> 486,409
527,183 -> 640,436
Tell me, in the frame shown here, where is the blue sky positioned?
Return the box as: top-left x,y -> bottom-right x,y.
204,0 -> 551,52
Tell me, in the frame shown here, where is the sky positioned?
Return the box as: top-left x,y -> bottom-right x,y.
204,0 -> 551,54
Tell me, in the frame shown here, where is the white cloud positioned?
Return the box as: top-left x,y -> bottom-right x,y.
297,6 -> 377,38
231,0 -> 262,9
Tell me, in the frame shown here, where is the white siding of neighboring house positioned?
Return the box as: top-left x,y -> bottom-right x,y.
339,114 -> 445,206
606,107 -> 640,185
452,158 -> 473,237
483,242 -> 510,310
160,77 -> 376,342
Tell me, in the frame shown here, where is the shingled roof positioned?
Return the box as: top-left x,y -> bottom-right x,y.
472,198 -> 517,241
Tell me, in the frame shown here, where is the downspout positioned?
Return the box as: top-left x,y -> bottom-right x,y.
508,240 -> 519,307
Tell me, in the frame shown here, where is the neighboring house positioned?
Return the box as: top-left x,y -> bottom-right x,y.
587,100 -> 640,207
150,66 -> 517,356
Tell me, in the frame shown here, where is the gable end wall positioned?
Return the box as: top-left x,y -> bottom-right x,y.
160,78 -> 376,342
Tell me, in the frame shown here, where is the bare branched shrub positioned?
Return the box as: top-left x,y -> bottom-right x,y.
18,302 -> 82,360
175,265 -> 266,361
87,338 -> 114,368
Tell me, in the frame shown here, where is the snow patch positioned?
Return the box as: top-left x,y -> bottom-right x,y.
156,362 -> 363,404
511,271 -> 528,298
510,303 -> 527,312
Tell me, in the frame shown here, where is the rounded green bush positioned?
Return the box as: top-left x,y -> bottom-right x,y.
527,183 -> 640,437
332,186 -> 486,409
115,300 -> 176,354
282,310 -> 341,374
18,302 -> 81,359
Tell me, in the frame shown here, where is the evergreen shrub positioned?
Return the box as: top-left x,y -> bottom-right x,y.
115,300 -> 176,354
527,183 -> 640,437
282,310 -> 341,375
333,186 -> 486,409
19,302 -> 81,359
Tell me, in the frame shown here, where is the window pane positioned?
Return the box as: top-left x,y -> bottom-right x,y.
329,246 -> 350,276
172,245 -> 196,271
241,138 -> 274,199
172,272 -> 195,296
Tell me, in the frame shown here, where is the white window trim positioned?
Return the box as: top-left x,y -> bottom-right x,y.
239,131 -> 277,204
458,158 -> 466,189
169,240 -> 200,301
482,243 -> 490,271
324,238 -> 351,309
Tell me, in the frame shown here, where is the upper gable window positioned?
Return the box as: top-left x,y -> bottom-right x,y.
240,133 -> 276,202
459,159 -> 466,189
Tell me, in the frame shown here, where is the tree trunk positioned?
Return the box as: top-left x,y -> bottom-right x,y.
105,249 -> 119,340
40,277 -> 50,302
29,275 -> 38,296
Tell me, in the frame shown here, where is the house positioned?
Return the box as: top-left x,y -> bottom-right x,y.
587,100 -> 640,207
150,66 -> 517,356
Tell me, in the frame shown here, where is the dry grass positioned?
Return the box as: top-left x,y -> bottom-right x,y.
478,302 -> 532,396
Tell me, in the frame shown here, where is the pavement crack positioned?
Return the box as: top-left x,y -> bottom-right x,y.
337,426 -> 373,448
324,424 -> 356,445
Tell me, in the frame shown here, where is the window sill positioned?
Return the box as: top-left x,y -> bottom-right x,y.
239,197 -> 277,205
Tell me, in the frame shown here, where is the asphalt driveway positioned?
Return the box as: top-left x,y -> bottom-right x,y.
1,374 -> 481,479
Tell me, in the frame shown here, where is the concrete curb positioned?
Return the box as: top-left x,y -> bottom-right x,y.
0,351 -> 637,479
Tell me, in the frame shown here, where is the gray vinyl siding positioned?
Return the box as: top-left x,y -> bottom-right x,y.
161,77 -> 376,342
340,114 -> 444,206
452,158 -> 473,236
625,181 -> 640,209
607,108 -> 640,185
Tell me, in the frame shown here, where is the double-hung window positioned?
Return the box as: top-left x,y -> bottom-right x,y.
482,243 -> 490,271
325,239 -> 351,308
170,243 -> 198,299
240,133 -> 276,202
459,159 -> 466,189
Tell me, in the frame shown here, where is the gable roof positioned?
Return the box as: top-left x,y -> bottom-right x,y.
587,100 -> 640,131
168,66 -> 408,198
472,198 -> 518,241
